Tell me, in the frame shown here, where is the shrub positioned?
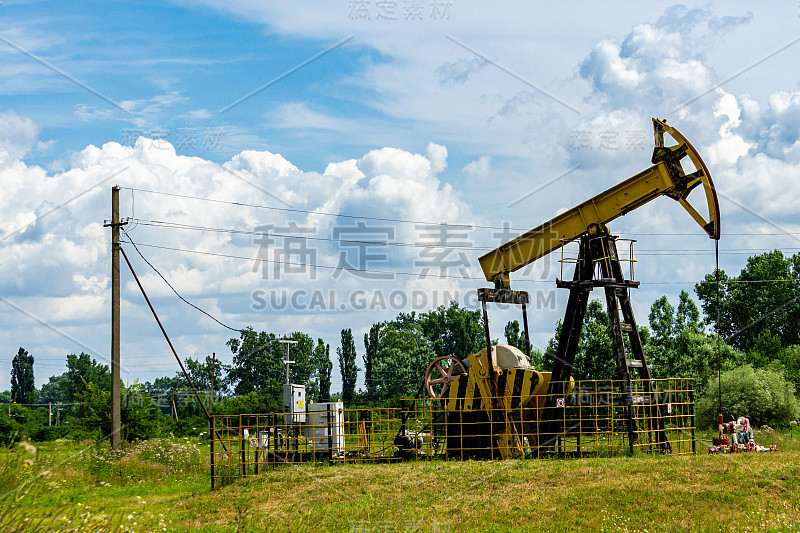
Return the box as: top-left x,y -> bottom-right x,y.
0,416 -> 22,447
86,437 -> 206,483
697,364 -> 799,428
30,425 -> 98,442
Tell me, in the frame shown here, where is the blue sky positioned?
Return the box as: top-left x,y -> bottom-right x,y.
1,1 -> 800,391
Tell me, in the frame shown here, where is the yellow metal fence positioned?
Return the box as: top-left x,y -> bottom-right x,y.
211,378 -> 694,489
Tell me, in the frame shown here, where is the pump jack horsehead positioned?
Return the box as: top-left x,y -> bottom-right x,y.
423,118 -> 720,458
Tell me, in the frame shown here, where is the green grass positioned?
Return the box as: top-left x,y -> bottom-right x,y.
2,429 -> 800,532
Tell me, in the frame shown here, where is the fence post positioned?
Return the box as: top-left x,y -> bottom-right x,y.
240,414 -> 246,478
210,416 -> 215,490
689,384 -> 696,454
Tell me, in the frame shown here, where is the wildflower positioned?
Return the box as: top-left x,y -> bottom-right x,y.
18,441 -> 36,454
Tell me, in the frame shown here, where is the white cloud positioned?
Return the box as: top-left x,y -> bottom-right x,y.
425,142 -> 447,174
183,109 -> 212,120
0,110 -> 41,164
705,91 -> 753,167
461,155 -> 492,186
270,102 -> 355,132
0,113 -> 477,385
5,4 -> 800,388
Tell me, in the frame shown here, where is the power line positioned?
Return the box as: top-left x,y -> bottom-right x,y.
117,239 -> 800,286
122,230 -> 244,332
120,239 -> 525,282
1,402 -> 80,407
120,186 -> 800,239
129,218 -> 496,251
127,218 -> 800,257
121,187 -> 492,230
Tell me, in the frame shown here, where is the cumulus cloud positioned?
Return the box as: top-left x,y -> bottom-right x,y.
738,90 -> 800,160
579,19 -> 716,112
561,4 -> 800,260
462,155 -> 492,184
0,110 -> 41,164
0,113 -> 476,384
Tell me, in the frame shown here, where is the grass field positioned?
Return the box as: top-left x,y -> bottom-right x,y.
2,428 -> 800,532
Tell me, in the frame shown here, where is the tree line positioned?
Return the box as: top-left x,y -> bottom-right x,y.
3,250 -> 800,444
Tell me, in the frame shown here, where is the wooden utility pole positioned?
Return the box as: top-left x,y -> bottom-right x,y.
208,353 -> 215,440
209,353 -> 215,415
110,186 -> 121,450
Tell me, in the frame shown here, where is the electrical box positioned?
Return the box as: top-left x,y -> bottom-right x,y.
303,401 -> 344,454
282,383 -> 306,424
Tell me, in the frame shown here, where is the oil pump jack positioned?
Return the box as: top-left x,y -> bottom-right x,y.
423,118 -> 720,457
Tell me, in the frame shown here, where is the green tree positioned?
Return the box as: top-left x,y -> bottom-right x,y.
337,329 -> 358,405
79,381 -> 159,441
10,348 -> 34,404
215,388 -> 281,415
645,291 -> 726,382
146,375 -> 186,395
363,324 -> 381,401
746,332 -> 784,368
373,319 -> 435,400
780,345 -> 800,394
545,300 -> 617,380
504,320 -> 526,351
696,251 -> 800,352
647,294 -> 680,378
675,331 -> 742,387
64,353 -> 111,405
36,374 -> 66,404
648,296 -> 675,353
314,340 -> 333,401
676,290 -> 702,332
417,302 -> 483,360
227,328 -> 283,395
182,355 -> 230,394
58,353 -> 113,418
286,332 -> 317,394
696,365 -> 799,428
227,329 -> 315,394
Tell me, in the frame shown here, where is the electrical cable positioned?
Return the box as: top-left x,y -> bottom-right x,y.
127,188 -> 139,233
716,238 -> 722,416
120,186 -> 800,238
115,239 -> 800,286
129,218 -> 494,251
122,229 -> 244,333
126,217 -> 800,256
119,239 -> 542,282
120,187 -> 498,230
